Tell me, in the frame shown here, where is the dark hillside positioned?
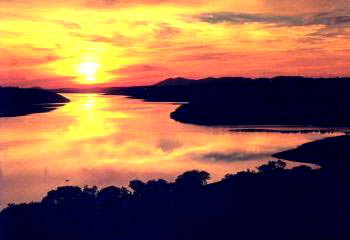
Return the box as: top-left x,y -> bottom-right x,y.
0,87 -> 70,117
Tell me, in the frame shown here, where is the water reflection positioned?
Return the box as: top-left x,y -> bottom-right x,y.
61,94 -> 128,140
0,94 -> 343,208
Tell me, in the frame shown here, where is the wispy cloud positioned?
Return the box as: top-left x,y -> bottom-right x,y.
197,11 -> 350,28
0,53 -> 61,67
110,64 -> 168,74
200,151 -> 274,162
197,10 -> 350,43
84,0 -> 203,8
70,32 -> 131,46
52,20 -> 81,29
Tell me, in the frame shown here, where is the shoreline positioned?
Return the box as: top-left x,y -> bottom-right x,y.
0,87 -> 70,117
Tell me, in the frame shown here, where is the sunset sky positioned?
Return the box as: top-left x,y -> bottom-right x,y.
1,0 -> 350,88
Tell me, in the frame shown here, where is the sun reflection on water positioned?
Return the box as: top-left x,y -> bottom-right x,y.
59,94 -> 128,140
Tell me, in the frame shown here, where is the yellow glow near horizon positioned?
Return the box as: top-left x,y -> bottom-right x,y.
78,62 -> 100,83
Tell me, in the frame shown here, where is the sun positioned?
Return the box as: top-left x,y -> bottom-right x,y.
78,62 -> 100,83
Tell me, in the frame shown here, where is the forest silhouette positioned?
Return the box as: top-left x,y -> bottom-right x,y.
1,160 -> 349,240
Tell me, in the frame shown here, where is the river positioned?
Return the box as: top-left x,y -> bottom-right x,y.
0,93 -> 343,208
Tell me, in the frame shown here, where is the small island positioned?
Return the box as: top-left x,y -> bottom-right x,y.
0,87 -> 70,117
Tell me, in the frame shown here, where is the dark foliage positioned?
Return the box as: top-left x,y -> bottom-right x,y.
1,161 -> 349,240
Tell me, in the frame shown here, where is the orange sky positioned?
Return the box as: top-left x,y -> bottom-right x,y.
0,0 -> 350,88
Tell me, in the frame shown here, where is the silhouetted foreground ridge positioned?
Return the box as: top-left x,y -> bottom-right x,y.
107,76 -> 350,126
1,161 -> 349,240
0,87 -> 70,117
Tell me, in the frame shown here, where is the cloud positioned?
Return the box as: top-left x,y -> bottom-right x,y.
0,11 -> 81,29
306,22 -> 350,39
0,52 -> 61,67
0,30 -> 21,37
263,0 -> 350,14
70,32 -> 131,46
51,20 -> 81,29
27,76 -> 77,87
0,139 -> 47,151
157,139 -> 182,153
176,52 -> 246,62
197,11 -> 350,27
0,75 -> 76,88
70,23 -> 181,47
197,10 -> 350,40
154,23 -> 182,38
111,64 -> 168,74
85,0 -> 203,8
200,151 -> 274,162
108,64 -> 171,85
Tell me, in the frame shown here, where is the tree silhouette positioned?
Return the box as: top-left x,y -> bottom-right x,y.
129,179 -> 146,194
175,170 -> 210,188
97,186 -> 130,203
257,160 -> 286,173
41,186 -> 83,205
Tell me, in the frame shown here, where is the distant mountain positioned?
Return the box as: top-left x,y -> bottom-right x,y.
153,77 -> 197,86
0,87 -> 70,117
153,76 -> 255,87
105,76 -> 307,102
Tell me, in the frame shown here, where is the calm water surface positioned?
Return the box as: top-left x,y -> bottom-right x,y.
0,94 -> 343,208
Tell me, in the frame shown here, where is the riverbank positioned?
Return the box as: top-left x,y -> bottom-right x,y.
274,135 -> 350,173
0,87 -> 70,117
